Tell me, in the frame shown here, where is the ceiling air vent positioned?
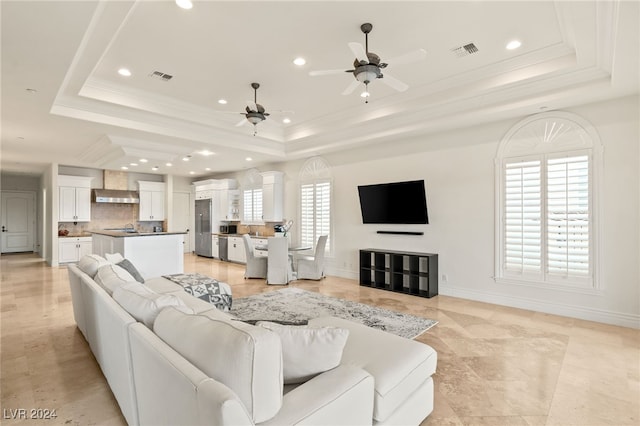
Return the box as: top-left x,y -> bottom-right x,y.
149,70 -> 173,82
451,43 -> 479,58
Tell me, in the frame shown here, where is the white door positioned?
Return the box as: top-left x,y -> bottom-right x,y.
172,191 -> 191,253
1,191 -> 35,253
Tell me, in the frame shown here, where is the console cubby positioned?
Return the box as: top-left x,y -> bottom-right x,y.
359,249 -> 438,298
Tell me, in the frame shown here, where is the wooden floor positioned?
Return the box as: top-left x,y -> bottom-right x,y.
1,252 -> 638,425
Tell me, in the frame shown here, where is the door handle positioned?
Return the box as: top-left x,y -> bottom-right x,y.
1,226 -> 6,232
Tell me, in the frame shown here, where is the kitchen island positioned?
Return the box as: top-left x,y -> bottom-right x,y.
91,230 -> 186,279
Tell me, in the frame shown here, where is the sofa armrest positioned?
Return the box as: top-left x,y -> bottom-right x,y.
261,364 -> 374,425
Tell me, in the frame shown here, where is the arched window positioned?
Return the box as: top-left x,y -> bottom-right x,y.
299,157 -> 332,253
242,168 -> 263,224
495,112 -> 602,289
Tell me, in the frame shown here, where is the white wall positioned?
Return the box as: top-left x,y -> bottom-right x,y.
198,95 -> 639,328
318,95 -> 639,328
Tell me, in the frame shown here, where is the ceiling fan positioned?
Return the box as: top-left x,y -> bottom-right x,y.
236,82 -> 270,135
309,23 -> 427,102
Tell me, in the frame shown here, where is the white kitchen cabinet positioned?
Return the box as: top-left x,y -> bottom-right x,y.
59,237 -> 92,263
220,189 -> 240,221
138,181 -> 165,221
261,171 -> 284,222
212,235 -> 219,258
58,175 -> 92,222
227,236 -> 246,263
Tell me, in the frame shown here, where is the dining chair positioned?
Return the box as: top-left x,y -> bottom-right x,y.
242,234 -> 267,279
296,235 -> 328,280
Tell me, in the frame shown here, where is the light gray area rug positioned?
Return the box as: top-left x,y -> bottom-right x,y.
231,287 -> 437,339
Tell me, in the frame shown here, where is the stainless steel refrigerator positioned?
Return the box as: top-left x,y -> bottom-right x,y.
195,199 -> 213,257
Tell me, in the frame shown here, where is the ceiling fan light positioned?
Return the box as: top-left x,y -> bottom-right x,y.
176,0 -> 193,10
360,91 -> 370,98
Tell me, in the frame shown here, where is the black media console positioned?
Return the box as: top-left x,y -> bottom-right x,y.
359,249 -> 438,298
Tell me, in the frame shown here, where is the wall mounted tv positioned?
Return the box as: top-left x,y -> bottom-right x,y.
357,180 -> 429,224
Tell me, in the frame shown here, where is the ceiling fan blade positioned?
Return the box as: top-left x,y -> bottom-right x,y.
309,69 -> 348,77
348,42 -> 369,64
385,48 -> 427,66
341,79 -> 361,95
235,117 -> 248,127
380,72 -> 409,92
246,101 -> 258,112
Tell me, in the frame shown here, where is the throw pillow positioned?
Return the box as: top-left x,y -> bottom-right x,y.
105,252 -> 125,264
113,282 -> 189,328
94,263 -> 137,295
77,254 -> 110,278
116,259 -> 145,283
257,321 -> 349,384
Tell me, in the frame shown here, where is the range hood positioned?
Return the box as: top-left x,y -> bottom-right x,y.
92,189 -> 140,204
93,170 -> 139,203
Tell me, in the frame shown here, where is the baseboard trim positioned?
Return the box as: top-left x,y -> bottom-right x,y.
440,285 -> 640,329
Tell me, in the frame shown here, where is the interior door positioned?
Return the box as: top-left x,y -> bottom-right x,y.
1,191 -> 35,253
172,191 -> 191,253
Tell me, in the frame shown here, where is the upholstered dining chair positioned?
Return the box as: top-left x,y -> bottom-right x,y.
267,236 -> 291,285
296,235 -> 328,280
242,234 -> 267,279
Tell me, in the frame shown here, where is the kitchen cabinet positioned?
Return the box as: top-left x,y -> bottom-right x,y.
219,189 -> 240,221
138,181 -> 165,221
212,235 -> 220,258
261,171 -> 284,222
58,175 -> 92,222
59,237 -> 92,263
227,236 -> 246,263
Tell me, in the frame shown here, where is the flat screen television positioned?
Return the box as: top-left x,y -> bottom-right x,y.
357,180 -> 429,224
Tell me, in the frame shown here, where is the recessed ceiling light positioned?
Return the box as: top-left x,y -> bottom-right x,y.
245,157 -> 253,162
130,162 -> 138,166
152,166 -> 159,171
189,171 -> 195,175
282,117 -> 291,124
121,166 -> 129,170
293,57 -> 306,66
175,0 -> 193,10
25,88 -> 38,93
198,150 -> 215,156
218,99 -> 227,105
118,68 -> 132,77
139,158 -> 148,163
205,168 -> 211,171
166,162 -> 173,167
506,40 -> 522,50
182,156 -> 191,161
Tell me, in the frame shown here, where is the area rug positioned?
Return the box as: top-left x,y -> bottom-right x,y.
231,287 -> 437,339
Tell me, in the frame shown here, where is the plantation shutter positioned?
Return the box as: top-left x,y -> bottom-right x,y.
243,188 -> 263,222
504,160 -> 541,275
300,181 -> 331,252
546,155 -> 590,278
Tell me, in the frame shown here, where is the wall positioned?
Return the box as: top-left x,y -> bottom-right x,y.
194,96 -> 639,327
319,95 -> 638,327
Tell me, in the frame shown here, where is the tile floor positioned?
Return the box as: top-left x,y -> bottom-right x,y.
1,253 -> 638,425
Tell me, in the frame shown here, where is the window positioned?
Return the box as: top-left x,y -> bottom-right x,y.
299,157 -> 332,253
496,113 -> 600,289
242,168 -> 263,224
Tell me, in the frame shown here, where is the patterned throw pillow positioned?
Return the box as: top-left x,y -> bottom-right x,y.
116,259 -> 145,283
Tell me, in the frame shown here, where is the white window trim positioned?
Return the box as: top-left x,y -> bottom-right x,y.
494,112 -> 603,294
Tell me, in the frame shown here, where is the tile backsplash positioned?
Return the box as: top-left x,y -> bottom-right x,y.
58,202 -> 163,234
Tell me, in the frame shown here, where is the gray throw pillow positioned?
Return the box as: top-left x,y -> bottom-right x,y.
117,259 -> 145,283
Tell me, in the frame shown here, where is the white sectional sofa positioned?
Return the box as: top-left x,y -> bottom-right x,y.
67,254 -> 437,425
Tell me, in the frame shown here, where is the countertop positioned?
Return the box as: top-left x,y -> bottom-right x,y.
58,233 -> 92,238
213,233 -> 272,239
90,230 -> 187,238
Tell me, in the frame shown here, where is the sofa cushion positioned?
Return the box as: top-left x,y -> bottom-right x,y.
94,263 -> 137,295
113,283 -> 189,328
154,307 -> 283,423
309,316 -> 437,423
257,321 -> 349,385
77,254 -> 110,278
143,276 -> 184,294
